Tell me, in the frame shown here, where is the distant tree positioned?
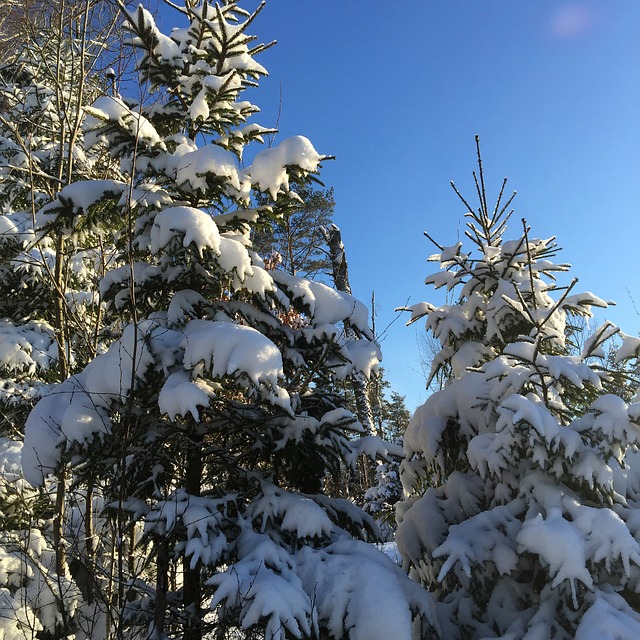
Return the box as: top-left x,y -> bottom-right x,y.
397,140 -> 640,639
365,370 -> 412,440
362,383 -> 410,540
252,185 -> 335,279
382,389 -> 412,439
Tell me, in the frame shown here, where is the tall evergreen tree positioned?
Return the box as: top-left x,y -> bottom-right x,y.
397,141 -> 640,639
20,2 -> 438,638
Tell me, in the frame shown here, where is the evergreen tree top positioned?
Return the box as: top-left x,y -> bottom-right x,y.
403,139 -> 609,388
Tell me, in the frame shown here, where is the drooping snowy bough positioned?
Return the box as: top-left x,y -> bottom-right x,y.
397,148 -> 640,639
20,2 -> 438,638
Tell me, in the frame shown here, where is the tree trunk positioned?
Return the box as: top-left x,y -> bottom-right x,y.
322,224 -> 351,295
183,434 -> 203,640
321,224 -> 375,436
128,522 -> 136,575
53,232 -> 69,578
152,538 -> 169,639
85,477 -> 95,561
370,292 -> 385,439
322,224 -> 376,493
54,465 -> 67,576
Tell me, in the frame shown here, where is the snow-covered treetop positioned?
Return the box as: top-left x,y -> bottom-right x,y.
123,0 -> 269,135
82,0 -> 328,223
402,142 -> 609,388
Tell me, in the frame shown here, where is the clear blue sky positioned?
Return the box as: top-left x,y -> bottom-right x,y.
161,1 -> 640,411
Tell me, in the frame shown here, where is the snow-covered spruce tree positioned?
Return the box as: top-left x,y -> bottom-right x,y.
21,2 -> 438,638
362,385 -> 410,540
397,143 -> 640,639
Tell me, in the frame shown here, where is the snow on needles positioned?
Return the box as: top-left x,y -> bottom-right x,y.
175,145 -> 245,196
251,136 -> 323,198
173,136 -> 323,202
84,96 -> 164,149
180,319 -> 290,409
150,206 -> 221,255
22,316 -> 293,485
271,271 -> 371,332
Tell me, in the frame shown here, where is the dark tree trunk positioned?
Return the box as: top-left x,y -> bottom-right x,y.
322,224 -> 375,436
152,538 -> 169,639
183,434 -> 203,640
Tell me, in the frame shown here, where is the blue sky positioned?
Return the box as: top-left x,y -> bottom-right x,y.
161,1 -> 640,411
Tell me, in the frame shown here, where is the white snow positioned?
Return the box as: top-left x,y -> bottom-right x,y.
189,88 -> 210,121
297,539 -> 438,640
576,592 -> 640,640
217,235 -> 252,283
181,320 -> 290,408
342,339 -> 381,378
351,435 -> 404,461
36,180 -> 125,230
167,289 -> 207,325
22,377 -> 81,486
150,206 -> 221,256
84,96 -> 164,148
0,320 -> 56,374
22,322 -> 157,485
250,136 -> 322,198
158,370 -> 213,421
100,262 -> 162,307
517,509 -> 593,608
175,144 -> 244,195
145,490 -> 226,568
271,271 -> 371,332
0,213 -> 31,245
616,333 -> 640,362
209,530 -> 314,640
126,5 -> 183,66
252,483 -> 334,539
